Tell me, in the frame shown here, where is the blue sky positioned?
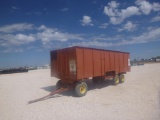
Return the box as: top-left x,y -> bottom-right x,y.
0,0 -> 160,68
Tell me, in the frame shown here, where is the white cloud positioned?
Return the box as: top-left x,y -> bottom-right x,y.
38,25 -> 48,30
1,22 -> 160,53
152,3 -> 160,11
99,23 -> 108,29
119,21 -> 136,32
25,11 -> 43,16
151,15 -> 160,22
117,27 -> 160,45
0,33 -> 36,46
72,27 -> 160,47
136,0 -> 152,15
104,1 -> 139,24
60,8 -> 69,11
136,0 -> 160,12
11,6 -> 20,10
37,25 -> 83,45
0,23 -> 34,33
132,28 -> 160,43
2,48 -> 24,53
121,6 -> 140,18
104,1 -> 120,17
104,1 -> 160,24
72,41 -> 113,47
81,15 -> 94,26
92,34 -> 123,41
0,24 -> 84,49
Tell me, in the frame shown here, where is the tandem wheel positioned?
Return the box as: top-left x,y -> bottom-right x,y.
113,75 -> 120,85
119,74 -> 125,83
75,82 -> 88,97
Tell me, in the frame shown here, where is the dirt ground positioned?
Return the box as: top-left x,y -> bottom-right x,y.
0,63 -> 160,120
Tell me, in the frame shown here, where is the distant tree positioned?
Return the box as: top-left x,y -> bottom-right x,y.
155,56 -> 160,59
134,59 -> 137,62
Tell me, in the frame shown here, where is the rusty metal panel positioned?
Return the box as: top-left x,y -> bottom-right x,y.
93,49 -> 101,76
104,51 -> 110,72
76,48 -> 84,79
101,51 -> 105,76
119,53 -> 125,72
60,49 -> 68,81
83,48 -> 93,78
123,53 -> 128,72
109,51 -> 115,71
58,50 -> 66,79
114,52 -> 120,73
67,47 -> 76,79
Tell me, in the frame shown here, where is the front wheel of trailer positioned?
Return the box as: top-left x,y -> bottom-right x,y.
56,80 -> 63,88
75,82 -> 88,97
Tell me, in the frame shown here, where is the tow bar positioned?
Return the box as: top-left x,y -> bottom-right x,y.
28,86 -> 73,104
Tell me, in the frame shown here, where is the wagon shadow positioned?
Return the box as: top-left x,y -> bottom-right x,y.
41,86 -> 56,92
85,79 -> 114,91
41,85 -> 75,97
41,79 -> 114,97
28,80 -> 114,104
28,86 -> 74,104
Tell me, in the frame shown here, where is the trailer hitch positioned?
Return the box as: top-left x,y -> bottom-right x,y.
28,86 -> 73,104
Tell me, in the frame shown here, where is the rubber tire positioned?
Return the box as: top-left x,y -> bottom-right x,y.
113,75 -> 119,85
119,74 -> 125,83
75,82 -> 88,97
56,80 -> 63,88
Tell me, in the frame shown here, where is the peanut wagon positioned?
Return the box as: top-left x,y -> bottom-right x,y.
50,46 -> 130,97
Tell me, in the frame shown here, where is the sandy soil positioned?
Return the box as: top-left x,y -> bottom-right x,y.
0,64 -> 160,120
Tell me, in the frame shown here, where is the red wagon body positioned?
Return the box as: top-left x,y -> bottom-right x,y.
28,46 -> 131,102
50,46 -> 130,84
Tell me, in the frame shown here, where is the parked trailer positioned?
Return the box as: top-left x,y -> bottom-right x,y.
28,46 -> 130,104
50,46 -> 130,97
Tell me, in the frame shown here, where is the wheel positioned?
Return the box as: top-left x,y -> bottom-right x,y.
119,74 -> 125,83
56,80 -> 63,88
113,75 -> 119,85
75,82 -> 88,97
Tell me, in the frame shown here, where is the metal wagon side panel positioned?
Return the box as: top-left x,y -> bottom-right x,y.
51,47 -> 77,83
66,47 -> 77,82
119,52 -> 125,73
104,51 -> 110,72
109,51 -> 115,71
123,53 -> 130,72
83,48 -> 94,78
101,50 -> 105,76
76,48 -> 84,80
114,52 -> 120,73
93,49 -> 101,76
76,48 -> 94,80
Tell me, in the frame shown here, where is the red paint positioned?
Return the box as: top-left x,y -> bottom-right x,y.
50,46 -> 130,84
